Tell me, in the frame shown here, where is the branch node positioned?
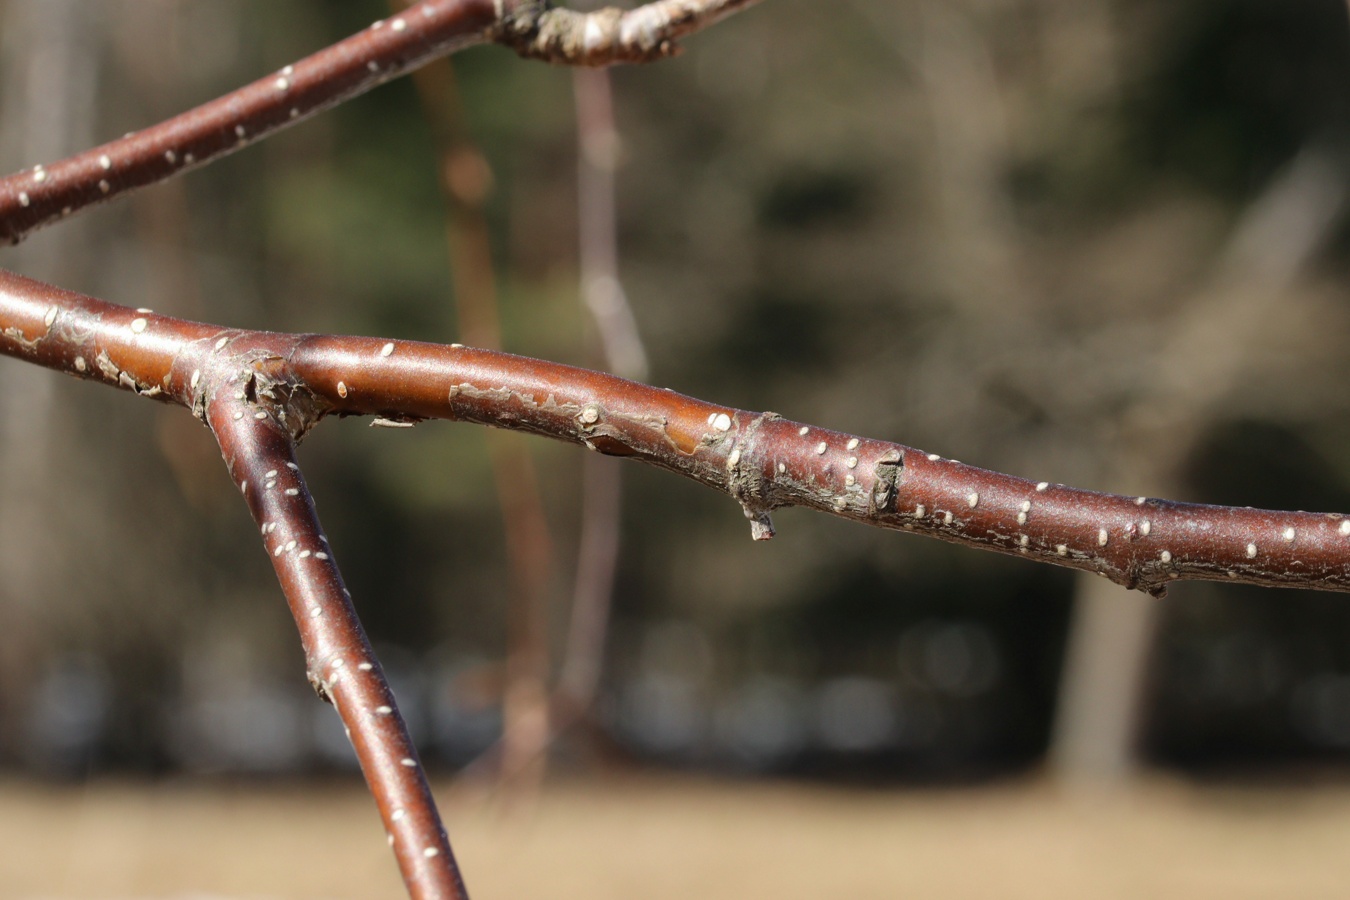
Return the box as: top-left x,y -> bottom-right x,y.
495,3 -> 682,66
307,668 -> 334,705
725,412 -> 782,538
870,450 -> 904,514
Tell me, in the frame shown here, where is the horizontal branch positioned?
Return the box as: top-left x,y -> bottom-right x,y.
4,267 -> 1349,599
0,0 -> 768,246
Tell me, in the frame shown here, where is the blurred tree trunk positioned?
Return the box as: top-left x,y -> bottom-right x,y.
1050,470 -> 1169,783
1049,147 -> 1350,781
0,0 -> 103,759
1052,575 -> 1159,781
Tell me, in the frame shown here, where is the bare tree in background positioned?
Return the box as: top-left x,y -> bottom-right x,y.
1053,148 -> 1350,779
861,0 -> 1350,781
0,0 -> 103,768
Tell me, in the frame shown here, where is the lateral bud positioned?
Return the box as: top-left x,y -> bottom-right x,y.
742,504 -> 775,541
870,450 -> 904,514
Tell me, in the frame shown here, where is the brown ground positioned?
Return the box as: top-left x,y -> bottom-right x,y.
3,772 -> 1350,899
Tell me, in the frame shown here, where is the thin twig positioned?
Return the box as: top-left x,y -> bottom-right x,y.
573,66 -> 648,380
399,26 -> 558,797
0,0 -> 499,246
559,452 -> 623,707
459,64 -> 645,776
559,63 -> 645,710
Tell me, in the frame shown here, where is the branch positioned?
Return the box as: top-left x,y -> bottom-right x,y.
208,406 -> 468,900
574,65 -> 648,381
561,63 -> 645,708
0,4 -> 768,892
0,268 -> 466,898
0,0 -> 769,246
456,60 -> 650,782
0,0 -> 498,246
398,30 -> 559,795
5,267 -> 1350,601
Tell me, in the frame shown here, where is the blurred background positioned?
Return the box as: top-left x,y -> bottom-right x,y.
6,0 -> 1350,896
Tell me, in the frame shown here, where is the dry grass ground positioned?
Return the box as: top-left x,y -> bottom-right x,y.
4,772 -> 1350,899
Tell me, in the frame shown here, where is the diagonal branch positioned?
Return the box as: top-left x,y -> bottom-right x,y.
0,0 -> 498,246
0,269 -> 467,897
205,382 -> 469,900
0,0 -> 769,246
5,266 -> 1350,602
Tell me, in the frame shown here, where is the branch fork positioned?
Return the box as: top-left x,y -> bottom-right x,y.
208,394 -> 467,900
0,1 -> 765,896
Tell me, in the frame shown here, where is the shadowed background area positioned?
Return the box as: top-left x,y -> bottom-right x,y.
4,0 -> 1350,896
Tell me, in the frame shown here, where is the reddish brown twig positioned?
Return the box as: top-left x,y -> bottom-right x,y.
6,268 -> 1350,604
6,233 -> 1350,894
0,0 -> 499,246
209,406 -> 468,900
0,0 -> 768,247
0,270 -> 468,898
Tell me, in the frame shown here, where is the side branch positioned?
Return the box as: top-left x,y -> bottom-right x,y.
207,403 -> 468,900
5,268 -> 1350,600
495,0 -> 767,66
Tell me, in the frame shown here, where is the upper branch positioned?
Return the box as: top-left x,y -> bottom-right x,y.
5,267 -> 1349,600
0,0 -> 766,246
0,0 -> 499,245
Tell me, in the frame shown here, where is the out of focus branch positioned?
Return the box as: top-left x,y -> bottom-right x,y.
559,63 -> 646,714
399,16 -> 558,798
